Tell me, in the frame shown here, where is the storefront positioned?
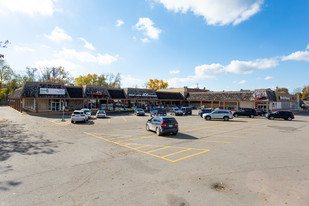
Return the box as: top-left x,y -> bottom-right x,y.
8,83 -> 299,113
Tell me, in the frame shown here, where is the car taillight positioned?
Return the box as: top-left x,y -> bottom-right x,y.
175,123 -> 178,126
256,112 -> 258,115
160,123 -> 166,126
71,114 -> 75,116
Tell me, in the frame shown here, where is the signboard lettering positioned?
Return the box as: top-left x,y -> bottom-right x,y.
254,92 -> 263,99
279,96 -> 290,100
40,88 -> 65,95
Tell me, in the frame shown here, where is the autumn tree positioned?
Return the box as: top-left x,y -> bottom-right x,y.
74,73 -> 121,88
275,87 -> 289,94
146,79 -> 168,91
301,85 -> 309,100
0,60 -> 14,89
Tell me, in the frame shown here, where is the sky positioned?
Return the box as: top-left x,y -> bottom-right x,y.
0,0 -> 309,92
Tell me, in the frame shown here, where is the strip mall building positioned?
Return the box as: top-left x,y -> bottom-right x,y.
8,82 -> 299,113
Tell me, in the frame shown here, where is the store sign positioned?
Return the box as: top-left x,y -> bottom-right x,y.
128,93 -> 157,98
40,88 -> 65,95
92,91 -> 106,96
279,96 -> 290,100
254,92 -> 263,99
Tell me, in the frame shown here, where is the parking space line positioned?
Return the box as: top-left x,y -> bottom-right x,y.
161,148 -> 192,158
147,146 -> 170,153
133,145 -> 153,149
85,132 -> 210,162
121,116 -> 127,122
108,119 -> 111,124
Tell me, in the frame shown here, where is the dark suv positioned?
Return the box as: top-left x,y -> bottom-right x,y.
233,109 -> 258,118
198,108 -> 212,117
146,116 -> 178,135
266,111 -> 294,121
181,107 -> 192,115
150,109 -> 167,117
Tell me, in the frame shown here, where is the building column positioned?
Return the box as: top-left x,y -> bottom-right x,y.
35,98 -> 39,113
252,101 -> 254,109
223,101 -> 226,110
266,102 -> 269,113
211,101 -> 213,109
237,102 -> 239,111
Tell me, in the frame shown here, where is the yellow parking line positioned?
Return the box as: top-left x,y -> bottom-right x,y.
134,145 -> 152,149
147,146 -> 170,153
172,150 -> 210,162
162,148 -> 192,158
85,132 -> 210,162
108,119 -> 111,124
121,116 -> 127,122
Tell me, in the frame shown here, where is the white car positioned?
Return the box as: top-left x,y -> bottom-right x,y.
96,110 -> 107,118
81,108 -> 91,119
202,110 -> 233,121
71,110 -> 88,123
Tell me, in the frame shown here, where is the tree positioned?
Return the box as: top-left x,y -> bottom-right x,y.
39,66 -> 72,84
275,87 -> 289,94
146,79 -> 168,91
302,85 -> 309,100
0,40 -> 10,59
0,61 -> 14,89
22,67 -> 38,83
74,73 -> 121,88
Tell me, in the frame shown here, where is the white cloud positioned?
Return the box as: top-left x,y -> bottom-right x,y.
14,45 -> 34,52
195,63 -> 224,78
224,58 -> 279,74
135,17 -> 161,40
238,80 -> 247,84
55,48 -> 118,65
141,38 -> 150,43
45,26 -> 72,42
233,81 -> 237,84
169,70 -> 180,74
97,54 -> 118,65
264,76 -> 272,80
0,0 -> 55,16
156,0 -> 264,26
282,50 -> 309,62
116,19 -> 124,27
79,38 -> 95,51
307,44 -> 309,50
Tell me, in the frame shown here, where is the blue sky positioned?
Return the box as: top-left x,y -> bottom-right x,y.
0,0 -> 309,92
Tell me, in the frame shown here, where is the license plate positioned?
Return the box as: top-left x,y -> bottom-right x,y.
169,125 -> 173,127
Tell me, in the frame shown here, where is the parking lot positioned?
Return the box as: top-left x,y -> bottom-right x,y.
1,106 -> 309,206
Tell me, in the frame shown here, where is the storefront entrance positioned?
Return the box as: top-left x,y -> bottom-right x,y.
50,100 -> 63,111
257,103 -> 267,111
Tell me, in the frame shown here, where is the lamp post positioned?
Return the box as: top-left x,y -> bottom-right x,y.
61,99 -> 65,122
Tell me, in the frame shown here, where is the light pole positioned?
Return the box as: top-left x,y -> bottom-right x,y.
61,99 -> 65,122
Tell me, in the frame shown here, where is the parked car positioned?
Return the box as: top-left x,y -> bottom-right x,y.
266,111 -> 294,121
134,108 -> 145,116
257,110 -> 268,116
150,109 -> 167,117
202,110 -> 233,121
233,109 -> 258,118
170,108 -> 184,116
71,110 -> 88,123
198,108 -> 213,117
146,116 -> 178,135
181,107 -> 192,115
96,110 -> 107,118
81,108 -> 92,119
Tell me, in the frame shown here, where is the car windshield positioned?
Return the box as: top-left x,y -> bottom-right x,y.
83,109 -> 90,113
163,118 -> 177,124
98,110 -> 105,113
137,109 -> 143,111
73,112 -> 82,114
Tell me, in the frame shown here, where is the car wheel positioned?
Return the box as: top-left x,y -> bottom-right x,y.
71,120 -> 74,123
146,124 -> 150,131
224,116 -> 229,121
250,114 -> 254,118
287,117 -> 292,121
156,128 -> 162,136
172,131 -> 178,135
234,114 -> 238,117
206,116 -> 211,120
270,116 -> 274,120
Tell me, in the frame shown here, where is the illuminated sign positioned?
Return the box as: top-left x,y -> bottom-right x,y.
254,92 -> 263,99
40,88 -> 65,95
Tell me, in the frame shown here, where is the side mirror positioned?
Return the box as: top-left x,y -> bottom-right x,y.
148,119 -> 152,121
